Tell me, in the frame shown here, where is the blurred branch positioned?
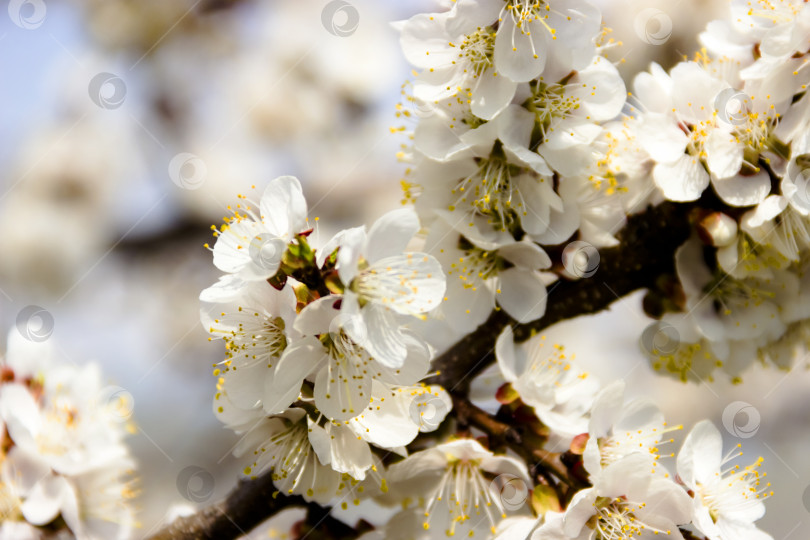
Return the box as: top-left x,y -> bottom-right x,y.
146,473 -> 357,540
117,219 -> 213,256
430,200 -> 693,392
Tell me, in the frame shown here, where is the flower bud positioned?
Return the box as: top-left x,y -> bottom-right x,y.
697,212 -> 738,247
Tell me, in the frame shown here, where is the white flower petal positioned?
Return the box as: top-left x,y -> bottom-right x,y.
498,241 -> 551,270
712,171 -> 771,207
336,227 -> 367,285
260,175 -> 308,238
314,360 -> 372,421
497,268 -> 547,323
21,475 -> 70,526
495,325 -> 520,383
471,71 -> 518,120
494,15 -> 547,82
294,296 -> 342,336
365,208 -> 420,264
677,420 -> 723,487
326,422 -> 372,480
705,130 -> 744,179
653,154 -> 710,202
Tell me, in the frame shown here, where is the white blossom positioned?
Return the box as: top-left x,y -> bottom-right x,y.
384,439 -> 531,538
210,176 -> 309,281
495,326 -> 598,443
677,420 -> 774,540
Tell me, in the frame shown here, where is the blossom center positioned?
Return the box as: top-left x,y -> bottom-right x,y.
448,239 -> 505,291
591,497 -> 673,539
531,81 -> 581,138
746,0 -> 804,24
453,26 -> 497,78
351,254 -> 434,315
422,458 -> 505,536
245,418 -> 311,490
696,453 -> 773,523
597,422 -> 680,469
450,142 -> 537,232
213,312 -> 287,369
503,0 -> 556,40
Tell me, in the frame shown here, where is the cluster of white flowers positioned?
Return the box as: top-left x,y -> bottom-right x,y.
394,0 -> 655,337
348,330 -> 773,540
201,175 -> 452,503
628,0 -> 810,382
0,332 -> 137,540
196,1 -> 799,539
202,166 -> 773,540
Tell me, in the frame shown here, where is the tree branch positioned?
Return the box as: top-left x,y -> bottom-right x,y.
430,201 -> 693,392
451,394 -> 575,487
146,472 -> 355,540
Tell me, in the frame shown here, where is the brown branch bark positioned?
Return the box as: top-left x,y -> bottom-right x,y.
146,473 -> 355,540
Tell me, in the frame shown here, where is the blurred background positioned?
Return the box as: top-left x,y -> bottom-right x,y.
1,0 -> 806,538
